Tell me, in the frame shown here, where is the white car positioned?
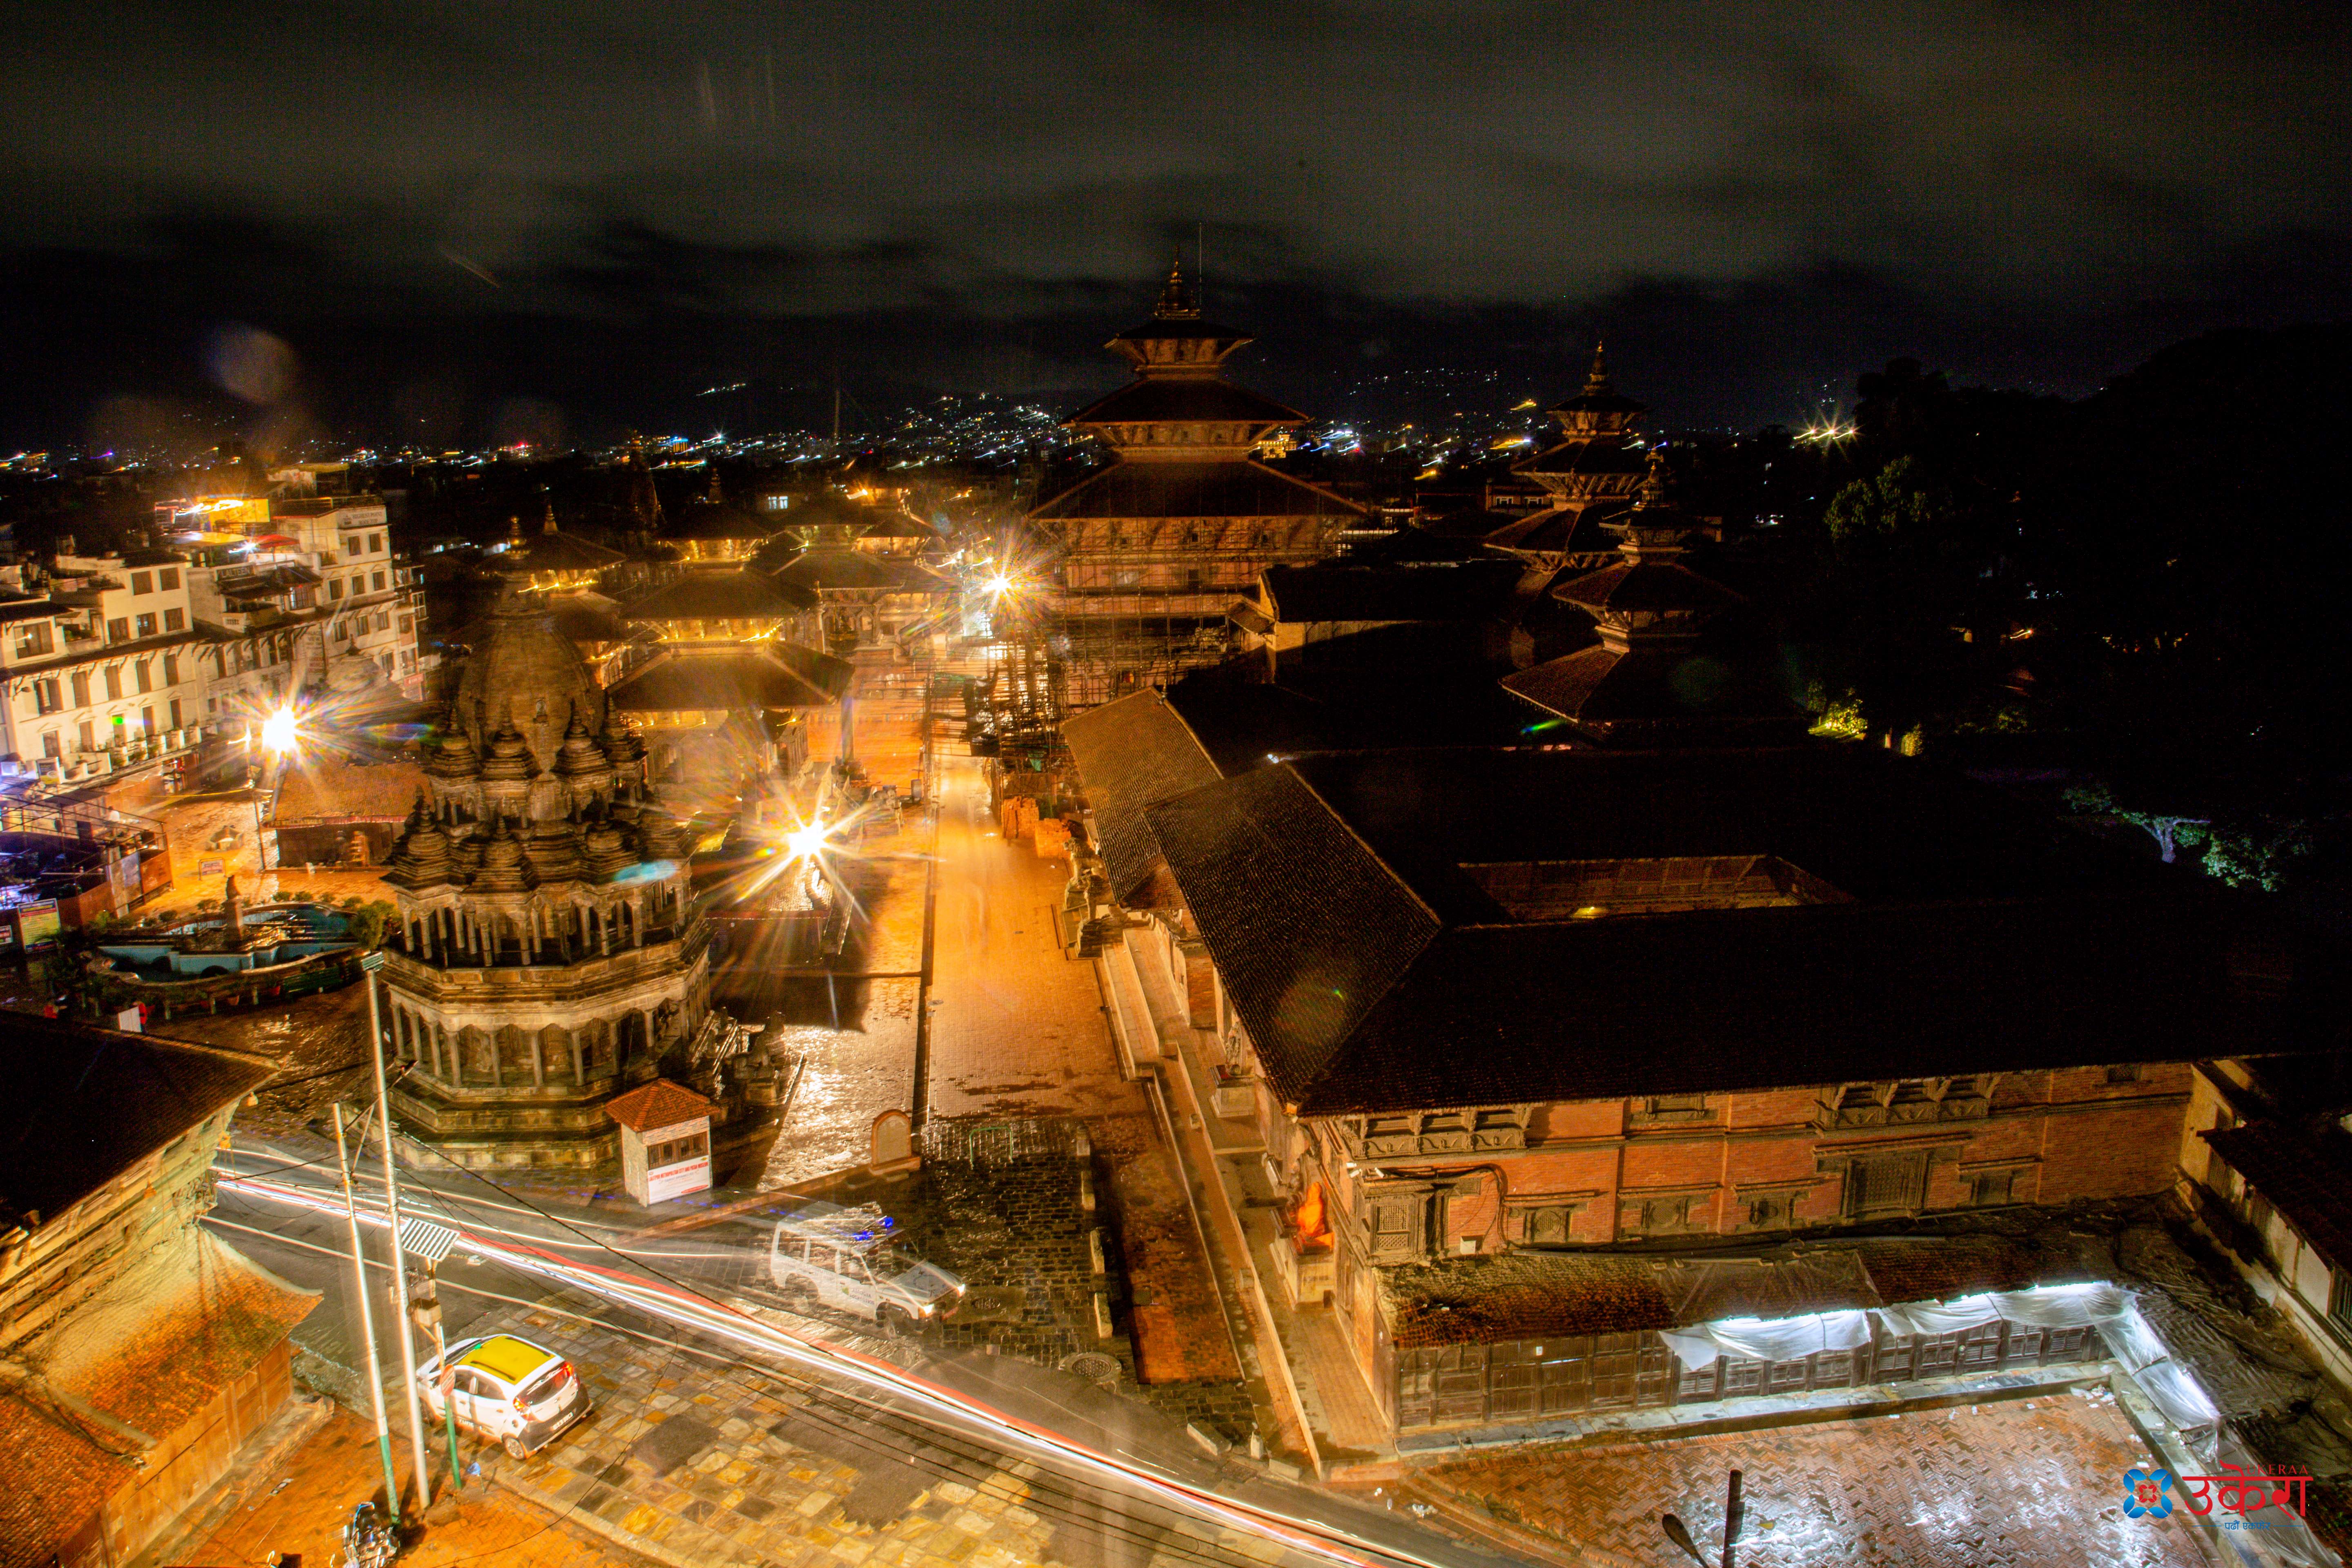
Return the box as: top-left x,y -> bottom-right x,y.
417,1333 -> 591,1458
766,1201 -> 964,1332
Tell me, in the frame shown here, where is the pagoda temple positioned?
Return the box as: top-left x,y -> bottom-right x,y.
376,570 -> 733,1168
1482,344 -> 1653,574
1500,459 -> 1806,744
1028,261 -> 1361,706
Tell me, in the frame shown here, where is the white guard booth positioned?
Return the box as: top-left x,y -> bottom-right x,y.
607,1080 -> 716,1206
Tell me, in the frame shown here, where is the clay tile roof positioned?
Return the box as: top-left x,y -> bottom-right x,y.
0,1394 -> 132,1563
1386,1254 -> 1676,1348
624,570 -> 815,622
1029,459 -> 1363,522
2204,1121 -> 2352,1275
606,644 -> 852,712
1059,690 -> 1223,904
0,1020 -> 275,1227
768,548 -> 954,595
606,1080 -> 715,1133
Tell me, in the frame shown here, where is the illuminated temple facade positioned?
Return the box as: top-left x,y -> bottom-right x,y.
378,575 -> 717,1168
1028,263 -> 1361,707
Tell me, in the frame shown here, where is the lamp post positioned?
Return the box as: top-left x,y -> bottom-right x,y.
1662,1468 -> 1743,1568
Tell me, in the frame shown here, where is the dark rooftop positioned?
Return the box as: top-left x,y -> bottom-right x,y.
1260,559 -> 1521,624
2204,1121 -> 2352,1276
0,1020 -> 275,1231
623,569 -> 815,622
1146,746 -> 2335,1116
1029,459 -> 1363,522
606,644 -> 852,711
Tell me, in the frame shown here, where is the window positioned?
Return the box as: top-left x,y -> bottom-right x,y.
330,579 -> 345,601
399,615 -> 415,635
103,666 -> 122,700
134,660 -> 152,694
375,610 -> 390,631
1521,1205 -> 1576,1245
401,649 -> 415,670
107,617 -> 129,643
2330,1272 -> 2352,1332
130,571 -> 152,595
1365,1197 -> 1419,1261
368,533 -> 383,554
164,607 -> 185,632
1628,1194 -> 1698,1235
140,706 -> 155,734
2106,1064 -> 2145,1085
1969,1168 -> 2018,1207
41,731 -> 59,759
13,623 -> 53,657
159,567 -> 180,590
33,679 -> 60,714
71,672 -> 90,706
1844,1154 -> 1927,1219
1637,1094 -> 1711,1124
169,698 -> 183,728
372,570 -> 387,592
163,653 -> 179,685
78,719 -> 94,751
134,612 -> 157,639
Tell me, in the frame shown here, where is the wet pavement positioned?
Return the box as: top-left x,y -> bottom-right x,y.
1410,1388 -> 2209,1568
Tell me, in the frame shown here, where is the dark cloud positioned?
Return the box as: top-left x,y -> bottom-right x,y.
1,1 -> 2346,447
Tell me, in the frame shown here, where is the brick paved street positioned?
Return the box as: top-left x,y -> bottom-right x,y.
186,1405 -> 656,1568
924,753 -> 1242,1390
1413,1389 -> 2209,1568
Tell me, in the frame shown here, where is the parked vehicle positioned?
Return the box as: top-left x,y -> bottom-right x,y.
416,1333 -> 590,1459
338,1499 -> 397,1568
766,1201 -> 964,1332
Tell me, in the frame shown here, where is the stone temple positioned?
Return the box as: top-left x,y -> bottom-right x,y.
377,574 -> 720,1168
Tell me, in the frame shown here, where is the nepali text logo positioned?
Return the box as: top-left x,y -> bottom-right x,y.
2124,1468 -> 2174,1520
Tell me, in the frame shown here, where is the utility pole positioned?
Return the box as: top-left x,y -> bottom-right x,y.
363,952 -> 432,1505
1662,1468 -> 1744,1568
333,1103 -> 404,1534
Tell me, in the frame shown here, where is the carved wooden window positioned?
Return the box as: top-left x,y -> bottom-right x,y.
1968,1167 -> 2018,1207
1845,1154 -> 1927,1218
1365,1198 -> 1418,1262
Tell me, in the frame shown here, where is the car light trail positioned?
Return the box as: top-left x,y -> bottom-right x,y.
216,1171 -> 1457,1568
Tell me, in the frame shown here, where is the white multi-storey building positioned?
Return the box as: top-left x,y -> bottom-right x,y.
0,550 -> 211,780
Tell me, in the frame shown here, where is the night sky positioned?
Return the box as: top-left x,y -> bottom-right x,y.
4,1 -> 2347,451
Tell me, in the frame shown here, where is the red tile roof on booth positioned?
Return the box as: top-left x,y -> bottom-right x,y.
606,1080 -> 714,1133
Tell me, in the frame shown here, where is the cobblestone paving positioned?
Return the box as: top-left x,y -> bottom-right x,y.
494,1307 -> 1076,1568
1416,1390 -> 2209,1568
189,1405 -> 657,1568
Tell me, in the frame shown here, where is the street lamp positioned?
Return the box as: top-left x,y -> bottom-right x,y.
246,704 -> 300,873
1662,1468 -> 1744,1568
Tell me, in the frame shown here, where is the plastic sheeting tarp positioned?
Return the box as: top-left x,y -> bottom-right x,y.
1659,1309 -> 1873,1369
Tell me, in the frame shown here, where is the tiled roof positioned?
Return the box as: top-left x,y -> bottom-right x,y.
1260,559 -> 1521,624
1482,503 -> 1627,557
1029,459 -> 1363,522
1059,691 -> 1224,904
1556,559 -> 1744,616
606,645 -> 851,712
2205,1120 -> 2352,1274
0,1019 -> 275,1227
768,548 -> 954,595
0,1393 -> 130,1564
606,1079 -> 715,1133
1068,376 -> 1306,428
1501,643 -> 1807,734
1144,765 -> 1443,1102
624,569 -> 815,622
47,1230 -> 317,1440
1149,747 -> 2327,1116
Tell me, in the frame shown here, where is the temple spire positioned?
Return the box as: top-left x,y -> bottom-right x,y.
1154,253 -> 1198,320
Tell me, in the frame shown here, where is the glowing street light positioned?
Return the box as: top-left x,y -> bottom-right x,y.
260,705 -> 300,756
785,820 -> 833,861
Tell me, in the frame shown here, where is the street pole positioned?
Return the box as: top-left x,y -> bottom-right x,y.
426,1258 -> 463,1490
333,1103 -> 404,1533
363,953 -> 433,1506
1722,1468 -> 1742,1568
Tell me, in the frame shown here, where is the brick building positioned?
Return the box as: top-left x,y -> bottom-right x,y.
1067,738 -> 2339,1435
0,1019 -> 314,1566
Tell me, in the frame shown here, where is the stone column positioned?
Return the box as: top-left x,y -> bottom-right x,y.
531,1030 -> 545,1087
